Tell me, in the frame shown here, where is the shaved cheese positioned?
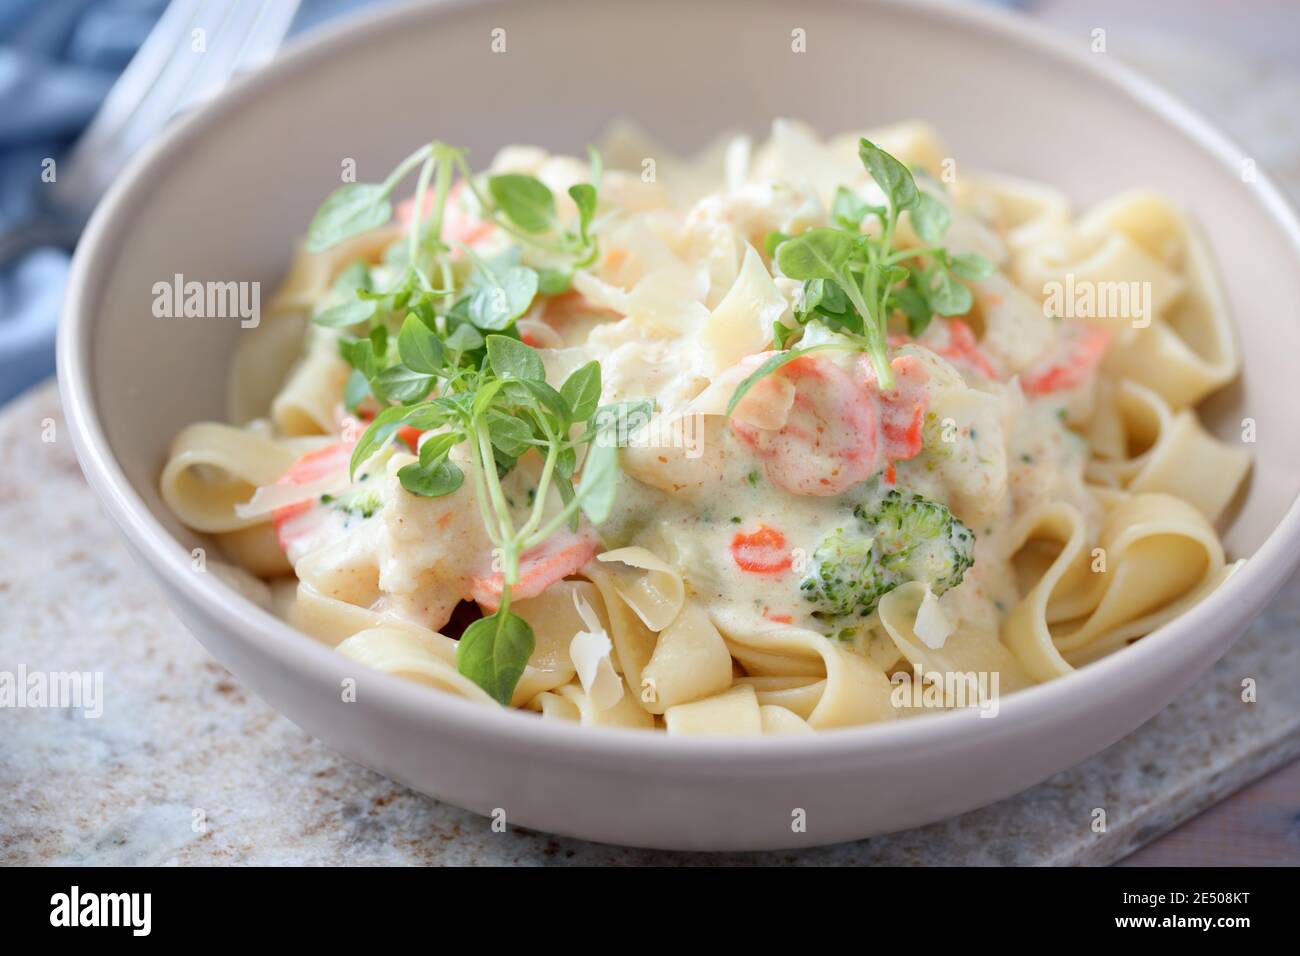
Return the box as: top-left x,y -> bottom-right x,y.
752,119 -> 862,206
234,471 -> 348,520
596,547 -> 686,632
688,357 -> 795,430
914,587 -> 954,650
569,593 -> 624,711
700,245 -> 788,374
573,270 -> 709,335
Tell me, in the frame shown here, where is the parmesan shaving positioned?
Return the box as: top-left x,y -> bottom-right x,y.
569,593 -> 624,711
914,587 -> 954,650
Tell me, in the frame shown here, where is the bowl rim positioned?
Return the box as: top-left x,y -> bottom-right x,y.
56,0 -> 1300,766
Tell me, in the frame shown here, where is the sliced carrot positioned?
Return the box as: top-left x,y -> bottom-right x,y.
731,525 -> 793,574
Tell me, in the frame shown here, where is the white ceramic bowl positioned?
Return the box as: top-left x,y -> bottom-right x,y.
58,0 -> 1300,851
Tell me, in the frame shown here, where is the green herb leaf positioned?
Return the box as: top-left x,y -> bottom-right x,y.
764,231 -> 791,257
369,324 -> 388,359
949,252 -> 995,280
929,270 -> 973,316
537,267 -> 573,296
554,444 -> 577,480
372,364 -> 436,404
467,265 -> 539,330
857,138 -> 918,212
313,297 -> 377,328
892,279 -> 933,337
910,191 -> 950,244
398,458 -> 464,497
568,183 -> 597,242
488,174 -> 556,234
338,336 -> 378,379
397,314 -> 445,374
305,184 -> 391,252
486,335 -> 545,382
343,368 -> 371,411
576,437 -> 618,525
773,320 -> 796,349
508,379 -> 570,424
775,228 -> 853,280
560,361 -> 601,422
831,186 -> 871,230
457,610 -> 535,706
591,399 -> 654,446
350,404 -> 413,477
485,409 -> 534,458
418,431 -> 461,466
444,321 -> 485,352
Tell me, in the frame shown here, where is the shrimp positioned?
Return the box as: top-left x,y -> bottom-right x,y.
730,350 -> 933,496
271,441 -> 357,564
469,530 -> 600,611
731,354 -> 881,497
396,180 -> 496,251
936,319 -> 999,380
1020,322 -> 1110,396
860,354 -> 931,465
893,319 -> 998,380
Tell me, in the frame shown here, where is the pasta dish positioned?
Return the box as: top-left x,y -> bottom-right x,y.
160,120 -> 1249,734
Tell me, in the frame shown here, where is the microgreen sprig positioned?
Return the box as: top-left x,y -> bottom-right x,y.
729,138 -> 993,413
346,322 -> 645,704
299,140 -> 623,705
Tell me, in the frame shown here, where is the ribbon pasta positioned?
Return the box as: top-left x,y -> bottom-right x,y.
158,121 -> 1250,736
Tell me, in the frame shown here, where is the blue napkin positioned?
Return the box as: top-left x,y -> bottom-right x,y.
0,0 -> 381,404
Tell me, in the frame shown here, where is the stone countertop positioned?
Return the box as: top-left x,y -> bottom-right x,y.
2,383 -> 1298,866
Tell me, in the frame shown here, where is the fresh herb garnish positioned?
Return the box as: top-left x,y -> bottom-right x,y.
311,141 -> 605,420
345,326 -> 631,705
302,141 -> 619,706
730,138 -> 993,413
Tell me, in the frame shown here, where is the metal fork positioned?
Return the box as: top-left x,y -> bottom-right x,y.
0,0 -> 301,262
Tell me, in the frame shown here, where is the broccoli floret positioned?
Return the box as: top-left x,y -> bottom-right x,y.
800,490 -> 974,622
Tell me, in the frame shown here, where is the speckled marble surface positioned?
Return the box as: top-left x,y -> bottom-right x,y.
2,384 -> 1299,865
